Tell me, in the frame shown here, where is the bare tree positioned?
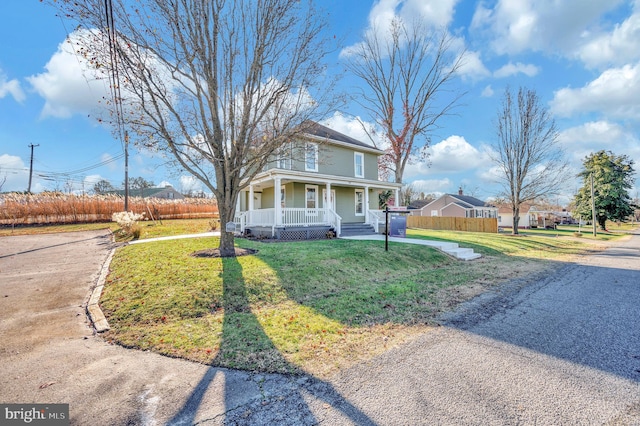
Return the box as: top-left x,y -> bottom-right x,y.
399,182 -> 420,206
93,179 -> 115,194
0,167 -> 6,193
345,18 -> 466,183
491,87 -> 568,234
51,0 -> 336,256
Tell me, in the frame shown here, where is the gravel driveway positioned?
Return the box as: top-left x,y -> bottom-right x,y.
1,229 -> 639,425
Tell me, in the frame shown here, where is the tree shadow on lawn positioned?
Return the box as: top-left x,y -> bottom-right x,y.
167,256 -> 376,425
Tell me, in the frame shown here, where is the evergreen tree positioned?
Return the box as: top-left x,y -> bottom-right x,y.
573,150 -> 636,230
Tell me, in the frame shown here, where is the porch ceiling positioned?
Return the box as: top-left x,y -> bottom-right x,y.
248,170 -> 402,192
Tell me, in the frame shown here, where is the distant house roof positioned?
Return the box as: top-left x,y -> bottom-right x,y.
495,202 -> 534,214
418,191 -> 496,213
109,185 -> 184,199
303,121 -> 383,153
408,199 -> 433,210
449,194 -> 492,208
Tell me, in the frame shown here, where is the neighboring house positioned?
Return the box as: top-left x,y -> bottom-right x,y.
497,203 -> 536,229
235,121 -> 402,239
411,189 -> 498,219
497,203 -> 572,229
529,206 -> 574,227
110,185 -> 185,200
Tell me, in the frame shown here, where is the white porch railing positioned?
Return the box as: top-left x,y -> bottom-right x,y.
367,209 -> 385,232
235,208 -> 341,236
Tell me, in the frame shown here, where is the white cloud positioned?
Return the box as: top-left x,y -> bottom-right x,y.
458,50 -> 491,81
179,175 -> 203,194
398,0 -> 457,28
481,85 -> 494,97
403,135 -> 491,181
340,0 -> 458,57
550,63 -> 640,119
477,164 -> 503,185
27,30 -> 110,119
493,61 -> 540,78
471,0 -> 624,56
407,178 -> 453,194
558,121 -> 640,165
0,154 -> 29,192
578,9 -> 640,68
0,70 -> 25,103
427,135 -> 489,173
321,111 -> 385,148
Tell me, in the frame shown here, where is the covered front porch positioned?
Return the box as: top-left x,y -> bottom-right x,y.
235,170 -> 401,238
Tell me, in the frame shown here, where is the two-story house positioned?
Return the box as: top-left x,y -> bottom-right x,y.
235,122 -> 402,239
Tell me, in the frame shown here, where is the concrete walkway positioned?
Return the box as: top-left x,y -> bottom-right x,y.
127,231 -> 221,244
340,234 -> 482,260
128,230 -> 481,260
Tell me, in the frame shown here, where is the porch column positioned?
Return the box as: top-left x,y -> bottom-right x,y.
249,185 -> 255,211
395,188 -> 400,207
274,176 -> 282,226
364,186 -> 370,221
326,182 -> 331,210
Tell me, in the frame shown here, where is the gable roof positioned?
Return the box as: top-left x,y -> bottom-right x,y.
408,199 -> 433,210
450,194 -> 493,208
303,121 -> 384,154
420,193 -> 496,212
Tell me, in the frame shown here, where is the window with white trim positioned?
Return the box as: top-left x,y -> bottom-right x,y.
305,142 -> 318,172
276,143 -> 291,169
280,185 -> 286,208
355,189 -> 364,216
354,152 -> 364,178
306,185 -> 318,209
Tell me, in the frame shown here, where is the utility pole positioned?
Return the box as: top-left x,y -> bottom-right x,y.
124,131 -> 129,211
591,173 -> 597,237
27,143 -> 39,193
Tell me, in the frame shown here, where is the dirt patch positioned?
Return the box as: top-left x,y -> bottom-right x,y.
191,247 -> 258,258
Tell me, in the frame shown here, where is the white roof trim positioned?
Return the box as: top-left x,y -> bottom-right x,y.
302,133 -> 384,155
249,169 -> 402,190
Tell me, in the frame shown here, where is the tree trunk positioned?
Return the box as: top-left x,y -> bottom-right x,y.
597,215 -> 607,231
512,206 -> 520,235
217,202 -> 236,257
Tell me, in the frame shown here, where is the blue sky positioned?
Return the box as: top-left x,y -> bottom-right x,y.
1,0 -> 639,205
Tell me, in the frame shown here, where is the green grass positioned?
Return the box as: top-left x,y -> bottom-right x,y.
405,228 -> 595,258
5,218 -> 634,375
0,218 -> 215,240
100,227 -> 615,377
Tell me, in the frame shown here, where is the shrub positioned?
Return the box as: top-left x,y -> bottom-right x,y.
112,211 -> 145,237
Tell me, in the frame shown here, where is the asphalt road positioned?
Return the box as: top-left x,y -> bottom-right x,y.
1,230 -> 639,425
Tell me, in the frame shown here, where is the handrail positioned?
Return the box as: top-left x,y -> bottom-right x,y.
367,209 -> 384,233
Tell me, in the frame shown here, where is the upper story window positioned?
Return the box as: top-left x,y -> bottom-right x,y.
305,142 -> 318,172
354,152 -> 364,178
276,143 -> 291,170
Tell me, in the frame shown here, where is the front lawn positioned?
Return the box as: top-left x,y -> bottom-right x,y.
101,229 -> 602,377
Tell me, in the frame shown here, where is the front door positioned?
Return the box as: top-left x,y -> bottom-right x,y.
253,192 -> 262,209
323,189 -> 336,211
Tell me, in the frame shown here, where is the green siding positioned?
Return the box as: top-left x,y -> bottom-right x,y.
262,188 -> 275,209
261,139 -> 380,180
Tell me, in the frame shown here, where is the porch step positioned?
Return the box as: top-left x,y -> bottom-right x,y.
442,247 -> 482,261
339,223 -> 378,237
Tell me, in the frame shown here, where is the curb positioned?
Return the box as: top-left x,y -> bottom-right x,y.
87,238 -> 115,333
